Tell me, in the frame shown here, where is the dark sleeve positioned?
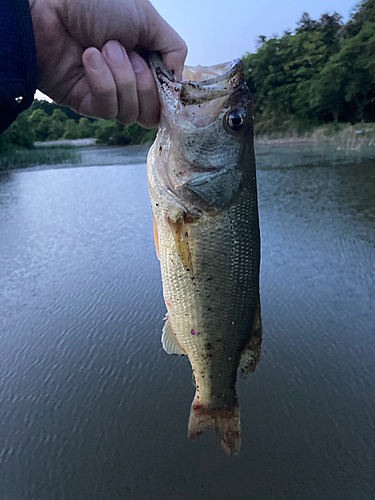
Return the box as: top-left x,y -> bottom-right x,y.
0,0 -> 38,134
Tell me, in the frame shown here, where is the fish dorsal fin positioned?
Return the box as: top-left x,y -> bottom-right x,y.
239,296 -> 263,378
162,315 -> 185,355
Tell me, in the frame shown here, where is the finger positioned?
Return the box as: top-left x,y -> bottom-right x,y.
161,44 -> 188,82
133,0 -> 187,80
81,47 -> 118,119
129,52 -> 159,129
101,41 -> 139,124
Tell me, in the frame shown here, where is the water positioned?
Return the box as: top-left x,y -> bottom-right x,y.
0,144 -> 374,500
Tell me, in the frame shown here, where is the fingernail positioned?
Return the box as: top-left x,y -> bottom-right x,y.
106,41 -> 125,65
129,52 -> 146,74
87,50 -> 103,72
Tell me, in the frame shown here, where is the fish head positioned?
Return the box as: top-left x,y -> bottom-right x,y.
149,55 -> 255,214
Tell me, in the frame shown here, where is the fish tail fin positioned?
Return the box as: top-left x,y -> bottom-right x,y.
188,399 -> 241,455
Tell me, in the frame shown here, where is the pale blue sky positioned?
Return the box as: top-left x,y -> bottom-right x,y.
151,0 -> 358,65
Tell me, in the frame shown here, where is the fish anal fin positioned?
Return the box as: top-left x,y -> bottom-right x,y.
167,216 -> 193,275
152,212 -> 160,260
188,399 -> 241,455
162,315 -> 185,355
239,295 -> 263,378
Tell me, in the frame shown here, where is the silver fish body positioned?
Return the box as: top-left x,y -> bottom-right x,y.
147,56 -> 262,455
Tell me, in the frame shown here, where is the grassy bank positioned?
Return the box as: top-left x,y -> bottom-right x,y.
0,145 -> 81,170
1,123 -> 375,172
255,122 -> 375,150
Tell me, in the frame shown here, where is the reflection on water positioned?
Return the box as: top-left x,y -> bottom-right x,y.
0,144 -> 374,499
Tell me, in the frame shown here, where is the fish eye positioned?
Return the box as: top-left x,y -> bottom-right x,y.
226,109 -> 245,131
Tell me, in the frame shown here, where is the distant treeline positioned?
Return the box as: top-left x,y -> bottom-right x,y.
1,0 -> 375,153
0,99 -> 157,153
242,0 -> 375,133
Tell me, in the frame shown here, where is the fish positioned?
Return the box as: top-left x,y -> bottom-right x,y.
147,54 -> 262,455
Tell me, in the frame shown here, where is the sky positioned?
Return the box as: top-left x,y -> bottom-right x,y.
150,0 -> 358,65
35,0 -> 358,100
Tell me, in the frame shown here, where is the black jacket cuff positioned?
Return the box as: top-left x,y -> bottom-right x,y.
0,0 -> 38,134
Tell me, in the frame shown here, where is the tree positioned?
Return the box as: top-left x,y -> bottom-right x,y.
94,119 -> 117,143
63,119 -> 79,139
27,109 -> 50,141
296,12 -> 318,33
341,0 -> 375,38
30,99 -> 83,123
0,112 -> 35,153
309,22 -> 375,122
242,10 -> 346,126
48,109 -> 68,140
77,117 -> 93,138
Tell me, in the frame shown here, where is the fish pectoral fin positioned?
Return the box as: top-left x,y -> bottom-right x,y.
152,212 -> 160,260
167,216 -> 193,275
161,315 -> 185,355
239,295 -> 263,378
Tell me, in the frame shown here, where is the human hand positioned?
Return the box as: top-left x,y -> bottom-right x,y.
29,0 -> 187,128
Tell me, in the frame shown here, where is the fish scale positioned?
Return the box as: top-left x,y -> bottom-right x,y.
155,187 -> 259,351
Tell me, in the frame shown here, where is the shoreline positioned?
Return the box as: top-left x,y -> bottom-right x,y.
255,123 -> 375,149
27,122 -> 375,150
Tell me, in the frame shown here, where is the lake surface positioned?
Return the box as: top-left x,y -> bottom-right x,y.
0,144 -> 374,500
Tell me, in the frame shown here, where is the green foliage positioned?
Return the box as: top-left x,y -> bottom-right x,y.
308,22 -> 375,122
138,127 -> 158,144
63,119 -> 80,140
243,0 -> 375,132
1,99 -> 155,149
0,112 -> 35,153
77,117 -> 93,138
48,109 -> 68,140
27,109 -> 50,141
341,0 -> 375,38
29,99 -> 56,116
123,123 -> 157,144
94,120 -> 156,145
94,119 -> 117,143
0,147 -> 80,170
30,99 -> 83,122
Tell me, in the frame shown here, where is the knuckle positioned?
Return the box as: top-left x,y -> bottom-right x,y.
91,91 -> 118,120
121,72 -> 137,90
137,101 -> 159,129
137,76 -> 156,93
180,42 -> 188,60
100,108 -> 117,121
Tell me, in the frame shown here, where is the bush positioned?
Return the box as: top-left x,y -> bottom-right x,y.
0,112 -> 35,153
77,117 -> 94,138
63,119 -> 80,140
94,119 -> 117,143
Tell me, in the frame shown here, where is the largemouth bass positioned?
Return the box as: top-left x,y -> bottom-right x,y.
147,55 -> 262,455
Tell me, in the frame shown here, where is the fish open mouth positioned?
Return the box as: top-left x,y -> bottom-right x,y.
149,55 -> 247,127
179,59 -> 244,106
